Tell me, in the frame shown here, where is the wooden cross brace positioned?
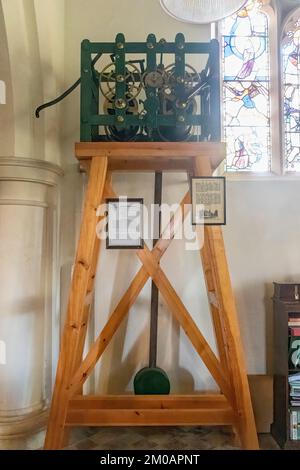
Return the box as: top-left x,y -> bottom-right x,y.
67,181 -> 232,401
44,143 -> 258,450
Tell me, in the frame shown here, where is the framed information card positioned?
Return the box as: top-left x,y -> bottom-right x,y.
106,198 -> 144,249
191,177 -> 226,226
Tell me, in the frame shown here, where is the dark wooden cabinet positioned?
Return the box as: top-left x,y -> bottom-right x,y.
271,282 -> 300,449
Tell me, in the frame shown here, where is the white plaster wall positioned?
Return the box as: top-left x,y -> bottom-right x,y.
0,202 -> 46,412
93,172 -> 218,394
92,177 -> 300,392
0,1 -> 64,438
60,0 -> 300,393
61,0 -> 218,394
225,180 -> 300,374
62,0 -> 210,165
1,0 -> 65,164
0,160 -> 62,434
2,0 -> 299,403
0,2 -> 14,156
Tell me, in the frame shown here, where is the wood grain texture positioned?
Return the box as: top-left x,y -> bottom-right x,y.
205,227 -> 258,449
45,142 -> 257,450
136,246 -> 233,403
66,394 -> 234,427
44,156 -> 108,449
195,154 -> 258,450
69,394 -> 229,409
201,243 -> 230,374
194,156 -> 230,382
67,189 -> 191,396
75,142 -> 225,170
108,159 -> 193,172
75,172 -> 112,384
66,408 -> 234,427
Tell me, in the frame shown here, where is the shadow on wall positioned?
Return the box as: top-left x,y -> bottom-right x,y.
0,80 -> 5,104
95,315 -> 196,395
94,249 -> 196,394
94,249 -> 147,394
265,282 -> 274,375
167,310 -> 195,393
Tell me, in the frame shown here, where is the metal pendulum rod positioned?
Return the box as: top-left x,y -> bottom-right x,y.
149,171 -> 162,368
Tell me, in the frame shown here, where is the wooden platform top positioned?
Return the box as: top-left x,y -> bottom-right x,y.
75,142 -> 225,172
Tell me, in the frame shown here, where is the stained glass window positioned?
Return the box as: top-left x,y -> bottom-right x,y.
283,13 -> 300,172
221,0 -> 271,172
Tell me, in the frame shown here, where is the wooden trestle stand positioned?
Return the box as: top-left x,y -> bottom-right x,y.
44,142 -> 259,450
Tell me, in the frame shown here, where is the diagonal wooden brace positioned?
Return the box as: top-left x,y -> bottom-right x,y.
105,182 -> 232,401
67,189 -> 191,396
44,156 -> 108,449
137,246 -> 233,404
68,182 -> 233,407
45,143 -> 257,450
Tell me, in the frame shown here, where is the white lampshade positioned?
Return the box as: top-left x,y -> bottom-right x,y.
160,0 -> 248,24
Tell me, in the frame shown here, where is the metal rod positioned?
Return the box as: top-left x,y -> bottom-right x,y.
35,53 -> 102,118
149,172 -> 162,368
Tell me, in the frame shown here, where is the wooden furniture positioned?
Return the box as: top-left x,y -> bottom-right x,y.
44,142 -> 258,450
248,375 -> 273,433
271,282 -> 300,449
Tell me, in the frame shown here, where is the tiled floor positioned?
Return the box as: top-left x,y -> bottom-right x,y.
65,427 -> 280,450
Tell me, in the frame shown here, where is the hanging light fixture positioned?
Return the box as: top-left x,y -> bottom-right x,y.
160,0 -> 248,24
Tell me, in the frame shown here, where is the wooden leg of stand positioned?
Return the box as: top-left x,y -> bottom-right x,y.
194,155 -> 258,449
194,156 -> 236,432
137,248 -> 233,403
203,227 -> 241,440
44,156 -> 108,450
62,172 -> 110,444
75,172 -> 111,393
194,158 -> 232,391
199,231 -> 229,373
75,237 -> 100,396
206,226 -> 258,449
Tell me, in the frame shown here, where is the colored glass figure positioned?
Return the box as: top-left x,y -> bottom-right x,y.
222,0 -> 271,171
283,18 -> 300,172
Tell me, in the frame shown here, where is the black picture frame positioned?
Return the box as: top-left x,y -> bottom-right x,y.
191,176 -> 226,226
106,198 -> 144,249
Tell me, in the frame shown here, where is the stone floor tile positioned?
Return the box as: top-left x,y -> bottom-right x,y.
64,427 -> 280,451
75,438 -> 98,450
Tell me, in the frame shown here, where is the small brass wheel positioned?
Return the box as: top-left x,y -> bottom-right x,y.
99,62 -> 143,101
103,95 -> 140,142
163,63 -> 199,95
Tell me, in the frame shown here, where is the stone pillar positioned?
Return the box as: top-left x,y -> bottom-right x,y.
0,157 -> 62,449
